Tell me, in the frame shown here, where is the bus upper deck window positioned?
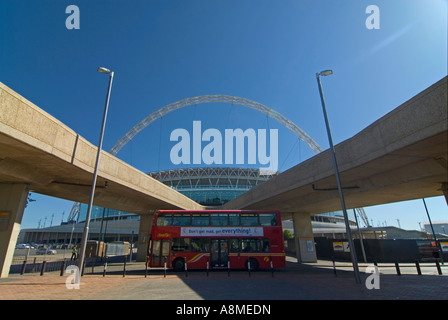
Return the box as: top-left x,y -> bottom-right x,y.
156,213 -> 172,226
210,213 -> 228,226
228,213 -> 239,226
259,213 -> 278,226
241,213 -> 259,226
172,213 -> 191,226
192,214 -> 209,226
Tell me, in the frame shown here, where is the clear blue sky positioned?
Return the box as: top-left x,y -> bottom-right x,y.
0,0 -> 446,230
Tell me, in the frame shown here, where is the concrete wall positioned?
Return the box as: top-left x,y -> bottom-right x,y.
292,213 -> 317,263
136,212 -> 155,262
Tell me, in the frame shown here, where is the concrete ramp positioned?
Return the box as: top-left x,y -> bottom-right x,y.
0,81 -> 203,215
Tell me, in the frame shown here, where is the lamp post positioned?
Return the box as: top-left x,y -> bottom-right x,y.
316,70 -> 361,284
77,67 -> 114,272
422,198 -> 443,264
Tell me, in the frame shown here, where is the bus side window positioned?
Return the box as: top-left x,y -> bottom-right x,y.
173,213 -> 191,226
228,213 -> 239,226
259,213 -> 278,226
261,238 -> 270,252
211,213 -> 228,226
241,214 -> 259,226
156,214 -> 172,226
229,238 -> 240,252
191,238 -> 209,252
241,238 -> 261,252
192,214 -> 209,226
172,238 -> 190,252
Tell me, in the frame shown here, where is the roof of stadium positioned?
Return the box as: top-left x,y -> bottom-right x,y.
148,167 -> 278,206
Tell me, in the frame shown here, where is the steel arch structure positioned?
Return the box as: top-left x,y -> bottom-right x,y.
109,95 -> 323,156
68,95 -> 370,226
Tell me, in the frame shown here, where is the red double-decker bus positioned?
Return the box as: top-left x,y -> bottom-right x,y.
148,210 -> 286,271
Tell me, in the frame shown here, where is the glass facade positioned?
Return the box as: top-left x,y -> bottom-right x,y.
77,203 -> 138,223
176,188 -> 249,206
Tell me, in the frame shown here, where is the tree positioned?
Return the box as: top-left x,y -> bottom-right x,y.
283,230 -> 294,240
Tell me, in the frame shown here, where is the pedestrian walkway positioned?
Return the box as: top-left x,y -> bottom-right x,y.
1,257 -> 447,300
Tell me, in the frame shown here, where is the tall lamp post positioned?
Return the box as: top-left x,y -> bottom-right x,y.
422,198 -> 444,264
316,70 -> 361,284
78,67 -> 114,272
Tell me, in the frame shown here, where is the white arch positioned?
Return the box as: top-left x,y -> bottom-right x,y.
109,95 -> 323,156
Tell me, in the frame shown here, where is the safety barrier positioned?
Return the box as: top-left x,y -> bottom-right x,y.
90,255 -> 277,278
10,254 -> 128,275
15,255 -> 445,279
14,257 -> 79,275
330,257 -> 446,277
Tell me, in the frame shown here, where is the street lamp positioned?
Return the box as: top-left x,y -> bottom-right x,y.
77,67 -> 114,272
316,70 -> 361,284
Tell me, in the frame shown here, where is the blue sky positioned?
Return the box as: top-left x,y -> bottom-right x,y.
0,0 -> 446,230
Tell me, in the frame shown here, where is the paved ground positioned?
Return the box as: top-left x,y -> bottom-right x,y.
1,256 -> 447,301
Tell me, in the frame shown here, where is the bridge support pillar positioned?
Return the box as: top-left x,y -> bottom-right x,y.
292,212 -> 317,263
0,183 -> 29,278
442,183 -> 448,206
136,211 -> 155,262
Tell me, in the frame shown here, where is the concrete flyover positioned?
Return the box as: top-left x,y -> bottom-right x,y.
222,76 -> 447,261
0,81 -> 203,214
0,81 -> 203,277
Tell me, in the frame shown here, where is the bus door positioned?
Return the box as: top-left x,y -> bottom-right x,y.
151,240 -> 170,267
211,239 -> 228,268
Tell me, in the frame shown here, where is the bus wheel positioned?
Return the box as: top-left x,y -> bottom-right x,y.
246,258 -> 259,270
173,258 -> 185,272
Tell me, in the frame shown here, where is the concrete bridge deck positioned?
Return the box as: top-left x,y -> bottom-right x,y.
0,81 -> 203,215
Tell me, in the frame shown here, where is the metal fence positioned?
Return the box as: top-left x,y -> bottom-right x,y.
10,248 -> 134,275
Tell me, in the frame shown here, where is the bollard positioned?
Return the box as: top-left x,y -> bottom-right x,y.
145,256 -> 148,278
270,256 -> 274,277
81,258 -> 87,276
21,260 -> 27,275
40,261 -> 46,276
123,255 -> 127,277
60,260 -> 66,276
248,257 -> 251,278
228,260 -> 230,277
81,258 -> 87,277
206,257 -> 209,277
31,257 -> 37,273
436,261 -> 442,275
394,261 -> 401,276
415,260 -> 422,275
164,256 -> 167,278
185,258 -> 188,278
332,257 -> 337,277
103,257 -> 108,277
